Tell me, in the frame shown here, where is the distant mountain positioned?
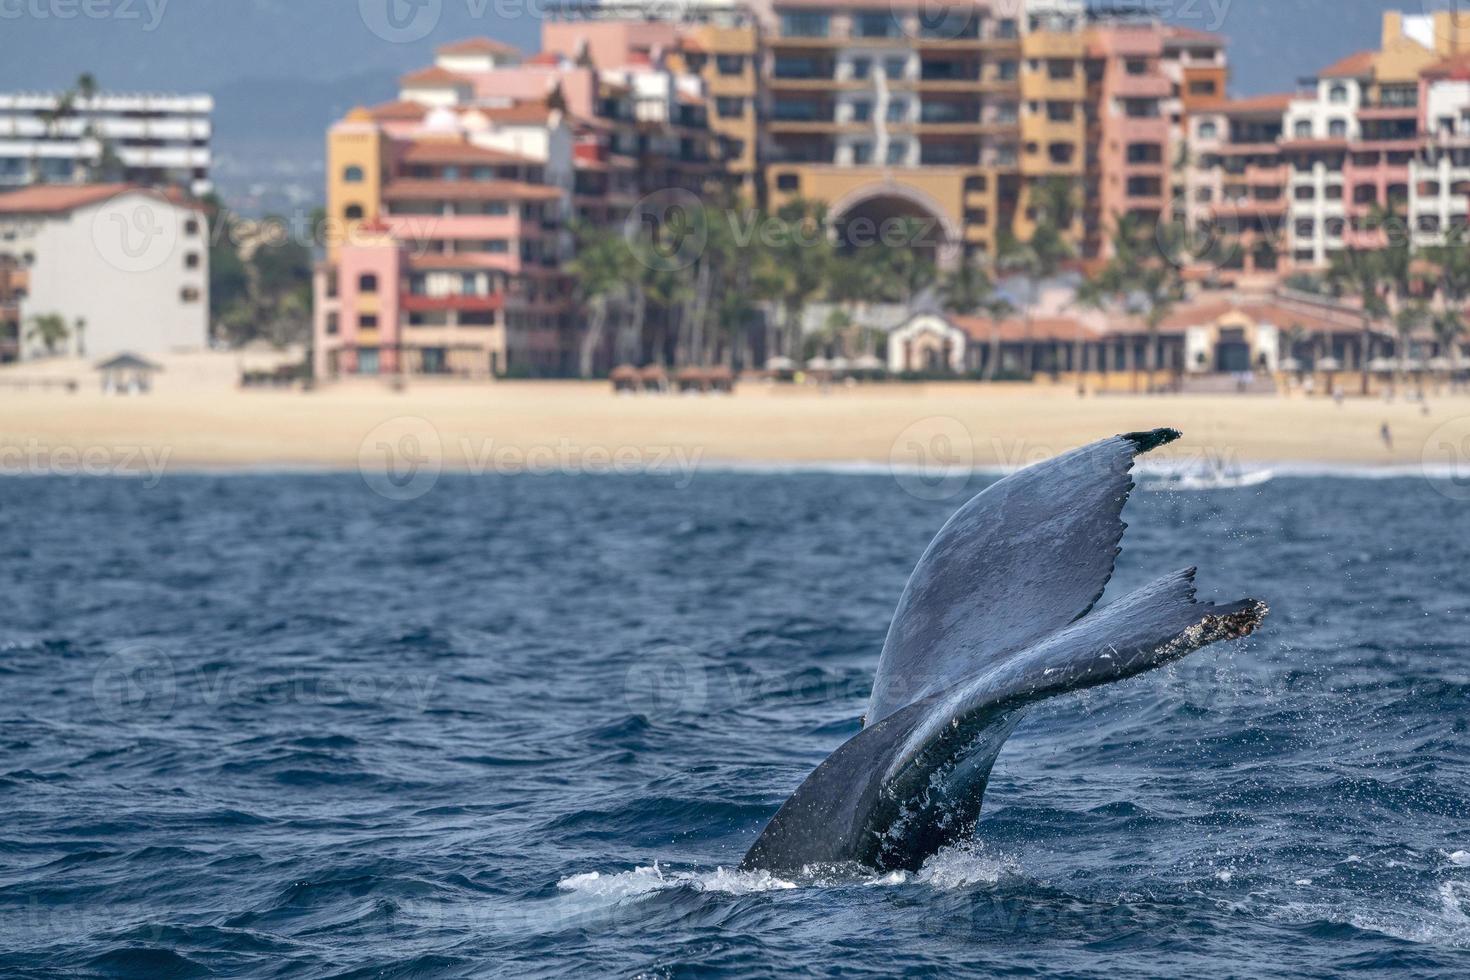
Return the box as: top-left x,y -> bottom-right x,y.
0,0 -> 1406,214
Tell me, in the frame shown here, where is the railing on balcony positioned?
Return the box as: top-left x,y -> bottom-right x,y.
920,61 -> 980,82
920,103 -> 980,125
917,14 -> 979,40
773,57 -> 833,80
772,101 -> 833,123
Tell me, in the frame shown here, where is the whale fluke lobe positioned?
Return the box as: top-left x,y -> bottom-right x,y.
741,428 -> 1266,873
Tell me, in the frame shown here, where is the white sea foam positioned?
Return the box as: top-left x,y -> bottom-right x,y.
556,843 -> 1015,902
557,862 -> 798,899
1448,850 -> 1470,867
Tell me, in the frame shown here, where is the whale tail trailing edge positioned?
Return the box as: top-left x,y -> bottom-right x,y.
741,429 -> 1268,873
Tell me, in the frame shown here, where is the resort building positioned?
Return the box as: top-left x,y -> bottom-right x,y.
1184,9 -> 1470,278
886,289 -> 1404,384
0,91 -> 214,197
314,31 -> 722,380
0,184 -> 210,359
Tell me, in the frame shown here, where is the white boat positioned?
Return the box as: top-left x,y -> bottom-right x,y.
1142,466 -> 1274,492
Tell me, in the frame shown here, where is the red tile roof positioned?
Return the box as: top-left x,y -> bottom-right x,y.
482,102 -> 555,125
0,183 -> 202,215
1165,26 -> 1223,44
1218,93 -> 1295,115
948,315 -> 1098,344
1318,50 -> 1377,79
1422,52 -> 1470,80
437,37 -> 520,57
399,139 -> 535,165
370,99 -> 430,121
400,66 -> 473,87
383,180 -> 562,202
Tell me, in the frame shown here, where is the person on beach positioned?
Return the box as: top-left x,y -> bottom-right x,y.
1380,422 -> 1393,451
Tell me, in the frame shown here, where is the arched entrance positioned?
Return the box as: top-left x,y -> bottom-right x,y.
829,182 -> 961,271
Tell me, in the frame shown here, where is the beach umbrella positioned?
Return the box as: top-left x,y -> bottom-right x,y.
765,356 -> 796,371
828,356 -> 852,372
1280,357 -> 1302,372
806,356 -> 832,371
853,354 -> 885,371
1428,356 -> 1454,371
1317,356 -> 1342,371
1368,357 -> 1397,373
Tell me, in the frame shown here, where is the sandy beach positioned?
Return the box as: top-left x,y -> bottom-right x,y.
1,352 -> 1465,477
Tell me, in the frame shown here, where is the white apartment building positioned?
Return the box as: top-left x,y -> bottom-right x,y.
0,184 -> 210,360
0,91 -> 214,197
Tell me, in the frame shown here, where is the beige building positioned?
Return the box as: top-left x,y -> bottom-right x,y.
0,184 -> 209,360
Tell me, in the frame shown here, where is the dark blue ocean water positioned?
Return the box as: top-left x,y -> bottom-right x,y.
1,469 -> 1469,978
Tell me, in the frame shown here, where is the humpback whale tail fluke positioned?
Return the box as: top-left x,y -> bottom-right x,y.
741,428 -> 1267,874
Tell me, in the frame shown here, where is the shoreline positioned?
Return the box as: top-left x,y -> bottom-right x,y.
1,356 -> 1465,475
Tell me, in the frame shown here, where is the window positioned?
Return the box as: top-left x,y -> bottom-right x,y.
1329,83 -> 1348,104
1126,143 -> 1162,164
184,252 -> 200,269
325,313 -> 339,336
359,315 -> 379,329
180,287 -> 201,303
851,141 -> 873,165
780,11 -> 828,37
850,100 -> 872,123
359,274 -> 378,293
345,204 -> 364,220
850,57 -> 872,80
1328,119 -> 1348,138
854,11 -> 897,38
1198,121 -> 1218,140
886,99 -> 908,123
884,57 -> 908,80
184,219 -> 200,236
1295,185 -> 1315,201
1048,143 -> 1074,165
1125,59 -> 1148,76
343,165 -> 365,183
1189,80 -> 1217,96
776,172 -> 799,191
716,96 -> 744,119
1294,120 -> 1312,138
995,60 -> 1018,81
1048,60 -> 1074,80
716,54 -> 743,75
886,140 -> 908,165
1047,101 -> 1074,122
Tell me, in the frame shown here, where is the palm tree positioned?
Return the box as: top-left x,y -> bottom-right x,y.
26,313 -> 70,356
568,223 -> 634,378
937,258 -> 995,319
766,199 -> 833,364
1327,247 -> 1388,396
1431,307 -> 1464,391
1394,301 -> 1428,395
